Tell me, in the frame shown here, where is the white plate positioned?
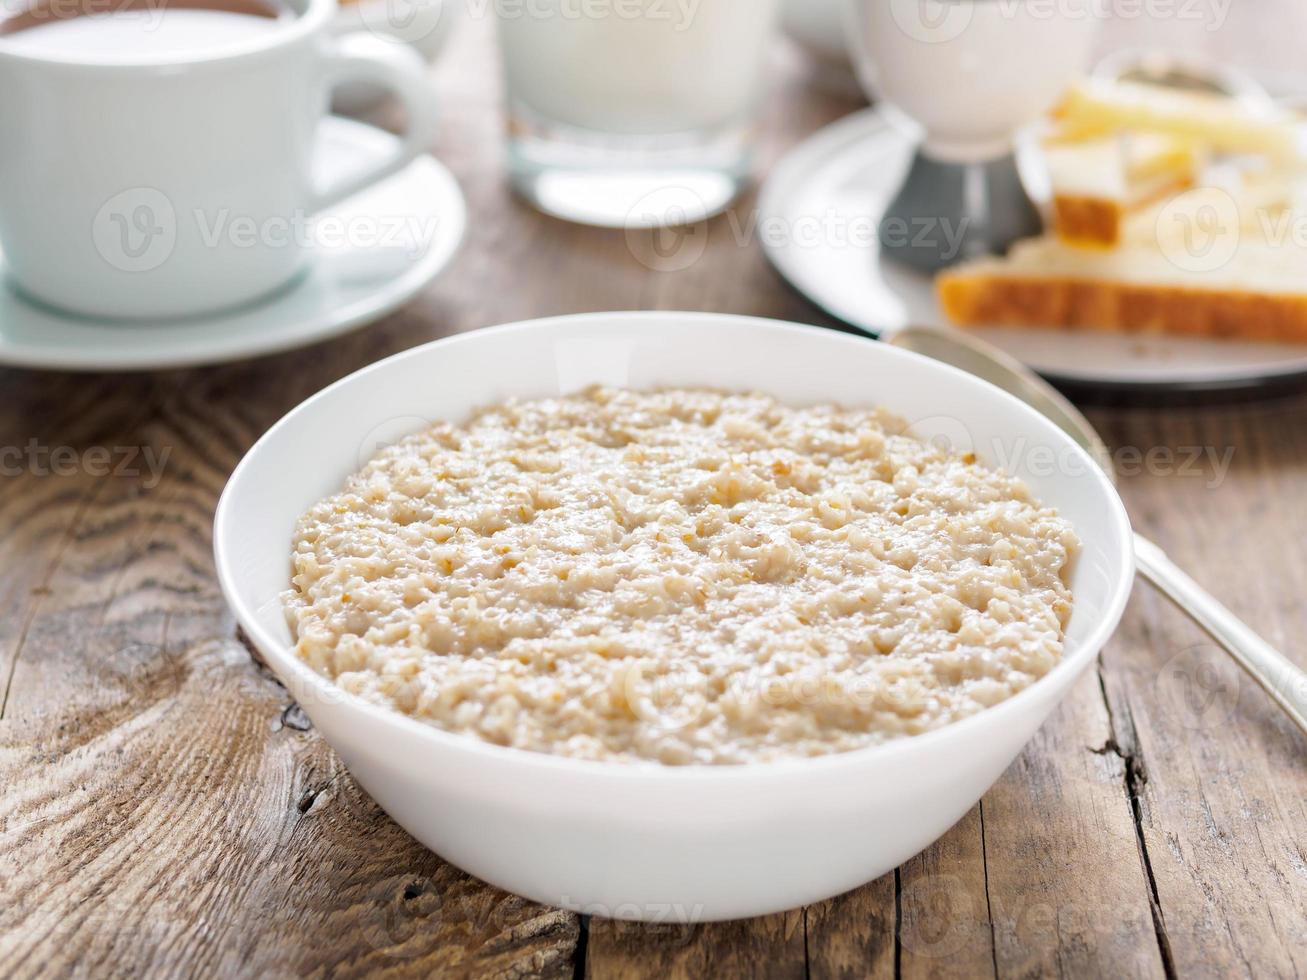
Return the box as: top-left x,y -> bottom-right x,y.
215,311 -> 1134,921
759,108 -> 1307,391
0,116 -> 465,372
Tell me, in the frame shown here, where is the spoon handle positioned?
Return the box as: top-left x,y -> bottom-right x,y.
1133,534 -> 1307,736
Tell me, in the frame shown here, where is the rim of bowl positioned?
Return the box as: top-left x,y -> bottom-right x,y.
214,311 -> 1136,781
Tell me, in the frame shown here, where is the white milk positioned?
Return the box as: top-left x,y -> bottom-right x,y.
496,0 -> 780,136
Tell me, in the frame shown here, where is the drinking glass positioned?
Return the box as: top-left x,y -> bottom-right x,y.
493,0 -> 780,228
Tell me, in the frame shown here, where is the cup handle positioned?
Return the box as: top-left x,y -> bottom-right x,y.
309,32 -> 438,213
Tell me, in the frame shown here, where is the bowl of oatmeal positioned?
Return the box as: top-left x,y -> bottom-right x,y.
215,312 -> 1133,920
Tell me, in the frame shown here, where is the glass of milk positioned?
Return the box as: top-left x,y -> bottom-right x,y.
494,0 -> 780,228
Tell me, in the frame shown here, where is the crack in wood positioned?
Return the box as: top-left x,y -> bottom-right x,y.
892,867 -> 902,980
295,772 -> 344,816
800,906 -> 810,980
1,479 -> 109,720
1097,665 -> 1177,980
978,801 -> 1000,980
571,914 -> 589,980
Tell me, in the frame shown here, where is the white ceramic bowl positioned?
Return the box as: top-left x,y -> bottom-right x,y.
215,312 -> 1134,921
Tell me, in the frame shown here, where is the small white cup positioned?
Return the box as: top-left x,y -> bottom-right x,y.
0,0 -> 437,320
847,0 -> 1099,163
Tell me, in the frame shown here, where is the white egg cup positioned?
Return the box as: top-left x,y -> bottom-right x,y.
846,0 -> 1099,269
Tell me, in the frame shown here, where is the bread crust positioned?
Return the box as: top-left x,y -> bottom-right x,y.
1051,174 -> 1195,249
1051,196 -> 1124,248
937,270 -> 1307,342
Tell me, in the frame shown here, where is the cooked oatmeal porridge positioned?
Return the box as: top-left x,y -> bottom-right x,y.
285,387 -> 1077,765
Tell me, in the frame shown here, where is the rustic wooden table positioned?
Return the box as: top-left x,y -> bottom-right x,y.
3,19 -> 1305,980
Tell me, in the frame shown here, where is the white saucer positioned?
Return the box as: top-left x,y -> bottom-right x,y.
0,116 -> 465,372
760,108 -> 1307,391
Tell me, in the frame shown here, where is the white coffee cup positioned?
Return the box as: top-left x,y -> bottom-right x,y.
0,0 -> 437,320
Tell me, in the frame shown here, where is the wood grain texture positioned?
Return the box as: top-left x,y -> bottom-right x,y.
804,673 -> 1166,980
804,868 -> 897,980
0,373 -> 577,980
586,911 -> 805,980
1091,399 -> 1307,979
1,15 -> 1305,980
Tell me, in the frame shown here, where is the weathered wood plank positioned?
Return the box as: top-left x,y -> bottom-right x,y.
980,669 -> 1165,978
585,911 -> 806,980
805,869 -> 897,980
898,806 -> 992,980
806,670 -> 1165,980
0,374 -> 153,720
1091,400 -> 1307,979
0,375 -> 577,979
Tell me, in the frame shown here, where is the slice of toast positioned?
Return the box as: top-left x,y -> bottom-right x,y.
1044,132 -> 1201,247
1052,80 -> 1307,164
936,235 -> 1307,342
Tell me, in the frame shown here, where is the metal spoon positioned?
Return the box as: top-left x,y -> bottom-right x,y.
883,324 -> 1307,736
